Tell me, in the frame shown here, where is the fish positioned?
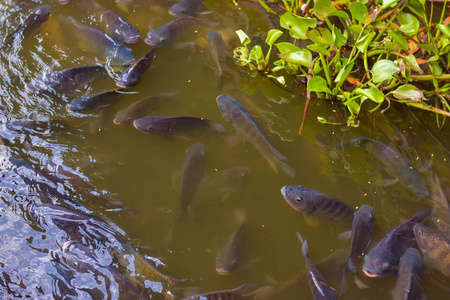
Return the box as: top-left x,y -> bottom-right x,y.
1,5 -> 51,49
115,49 -> 157,88
392,248 -> 424,300
197,166 -> 250,201
216,94 -> 294,178
414,223 -> 450,277
206,29 -> 226,90
169,0 -> 204,16
362,209 -> 431,278
59,16 -> 135,66
113,93 -> 174,125
133,116 -> 226,136
216,211 -> 246,275
302,240 -> 337,300
87,0 -> 141,44
145,16 -> 198,48
345,136 -> 429,197
25,65 -> 106,95
180,283 -> 275,300
348,205 -> 374,273
66,88 -> 123,113
40,155 -> 124,208
280,185 -> 355,222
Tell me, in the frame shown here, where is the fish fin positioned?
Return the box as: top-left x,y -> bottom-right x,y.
176,286 -> 202,298
417,156 -> 433,173
240,256 -> 263,271
337,267 -> 348,297
295,232 -> 304,244
303,215 -> 321,228
381,177 -> 399,186
337,230 -> 352,240
233,208 -> 246,225
274,159 -> 295,179
243,285 -> 277,300
301,240 -> 309,257
354,275 -> 370,289
196,10 -> 215,15
147,17 -> 162,30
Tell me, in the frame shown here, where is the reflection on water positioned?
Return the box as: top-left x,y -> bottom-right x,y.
0,0 -> 449,299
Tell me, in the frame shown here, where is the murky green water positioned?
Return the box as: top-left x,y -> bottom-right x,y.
0,0 -> 449,299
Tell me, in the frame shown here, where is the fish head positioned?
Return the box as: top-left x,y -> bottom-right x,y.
362,248 -> 396,278
413,223 -> 427,244
349,136 -> 368,148
34,6 -> 51,22
145,31 -> 168,48
215,249 -> 238,275
114,23 -> 142,44
216,94 -> 237,122
280,185 -> 312,212
168,4 -> 186,16
133,117 -> 157,134
110,45 -> 136,66
356,205 -> 375,222
113,114 -> 132,125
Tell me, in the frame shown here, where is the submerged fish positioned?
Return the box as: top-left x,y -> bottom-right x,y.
392,248 -> 424,300
133,116 -> 225,136
145,17 -> 198,48
217,94 -> 294,178
180,283 -> 275,300
414,223 -> 450,277
59,16 -> 135,66
66,89 -> 123,112
302,240 -> 337,300
197,166 -> 250,201
216,212 -> 246,275
206,29 -> 226,90
363,209 -> 431,278
113,93 -> 173,125
1,5 -> 51,49
280,185 -> 355,222
116,48 -> 157,88
169,0 -> 204,16
25,65 -> 106,95
348,205 -> 374,273
345,136 -> 429,197
88,0 -> 141,44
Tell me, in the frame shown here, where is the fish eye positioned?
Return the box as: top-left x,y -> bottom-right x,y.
295,197 -> 302,202
160,37 -> 166,43
417,230 -> 423,237
72,261 -> 79,268
382,263 -> 390,270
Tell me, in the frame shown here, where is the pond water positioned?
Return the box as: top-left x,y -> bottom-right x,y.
0,0 -> 449,299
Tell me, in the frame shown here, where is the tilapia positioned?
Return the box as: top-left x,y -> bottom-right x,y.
302,240 -> 337,300
116,49 -> 157,88
180,283 -> 275,300
217,94 -> 294,178
59,16 -> 135,66
66,88 -> 123,112
363,209 -> 431,278
414,223 -> 450,277
1,5 -> 51,49
145,17 -> 198,48
348,205 -> 374,273
197,166 -> 250,201
280,185 -> 355,222
345,136 -> 429,197
87,0 -> 141,44
169,0 -> 204,16
113,93 -> 173,125
216,212 -> 246,275
206,29 -> 226,90
133,116 -> 225,136
25,65 -> 106,95
392,248 -> 424,300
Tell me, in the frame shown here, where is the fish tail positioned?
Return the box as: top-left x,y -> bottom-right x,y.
216,74 -> 224,91
275,159 -> 296,179
301,240 -> 309,257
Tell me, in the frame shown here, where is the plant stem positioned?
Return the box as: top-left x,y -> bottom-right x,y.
319,54 -> 332,86
411,74 -> 450,81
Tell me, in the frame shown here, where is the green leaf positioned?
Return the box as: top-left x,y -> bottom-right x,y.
406,0 -> 425,18
356,32 -> 376,53
349,2 -> 368,24
314,0 -> 336,19
307,44 -> 331,56
405,53 -> 423,74
348,24 -> 364,35
308,28 -> 333,45
372,60 -> 399,83
418,44 -> 434,52
383,0 -> 398,8
344,99 -> 361,115
308,76 -> 332,94
280,13 -> 317,40
249,45 -> 264,60
437,24 -> 450,39
334,62 -> 354,86
356,85 -> 384,103
266,29 -> 283,46
279,49 -> 312,68
236,30 -> 251,46
389,31 -> 409,51
430,61 -> 443,76
332,26 -> 347,48
275,42 -> 301,53
330,10 -> 350,19
398,13 -> 419,36
392,84 -> 426,101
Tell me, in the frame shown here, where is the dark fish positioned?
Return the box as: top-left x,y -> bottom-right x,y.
88,0 -> 141,44
414,223 -> 450,277
302,240 -> 337,300
392,248 -> 424,300
216,212 -> 246,275
1,5 -> 51,49
59,16 -> 135,66
206,29 -> 226,90
345,136 -> 429,197
116,49 -> 157,88
133,116 -> 226,136
66,89 -> 123,113
180,283 -> 274,300
145,17 -> 197,48
348,205 -> 374,273
217,94 -> 294,178
169,0 -> 204,16
280,185 -> 355,222
363,209 -> 431,278
40,155 -> 124,208
3,119 -> 69,135
25,65 -> 106,95
113,93 -> 173,125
